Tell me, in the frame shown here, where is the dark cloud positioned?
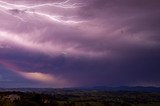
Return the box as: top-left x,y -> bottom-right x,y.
0,0 -> 160,87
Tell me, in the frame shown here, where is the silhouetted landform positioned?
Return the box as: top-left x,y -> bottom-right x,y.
79,86 -> 160,92
0,86 -> 160,106
0,86 -> 160,93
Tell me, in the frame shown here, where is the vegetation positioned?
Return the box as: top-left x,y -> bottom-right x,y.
0,90 -> 160,106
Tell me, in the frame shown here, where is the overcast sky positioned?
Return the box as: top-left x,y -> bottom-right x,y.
0,0 -> 160,88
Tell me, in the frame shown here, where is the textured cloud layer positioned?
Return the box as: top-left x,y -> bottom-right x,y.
0,0 -> 160,87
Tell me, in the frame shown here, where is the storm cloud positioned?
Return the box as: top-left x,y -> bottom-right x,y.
0,0 -> 160,87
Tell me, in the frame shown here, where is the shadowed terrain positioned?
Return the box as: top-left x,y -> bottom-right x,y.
0,87 -> 160,106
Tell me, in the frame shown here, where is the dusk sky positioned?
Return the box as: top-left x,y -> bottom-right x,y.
0,0 -> 160,88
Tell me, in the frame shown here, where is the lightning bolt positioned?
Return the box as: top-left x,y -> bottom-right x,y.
0,0 -> 84,9
0,0 -> 85,24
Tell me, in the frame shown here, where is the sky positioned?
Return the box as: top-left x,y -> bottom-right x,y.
0,0 -> 160,88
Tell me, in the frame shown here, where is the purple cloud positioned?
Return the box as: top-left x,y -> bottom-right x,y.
0,0 -> 160,87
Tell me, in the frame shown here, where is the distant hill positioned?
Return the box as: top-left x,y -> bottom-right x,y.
80,86 -> 160,92
0,86 -> 160,93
